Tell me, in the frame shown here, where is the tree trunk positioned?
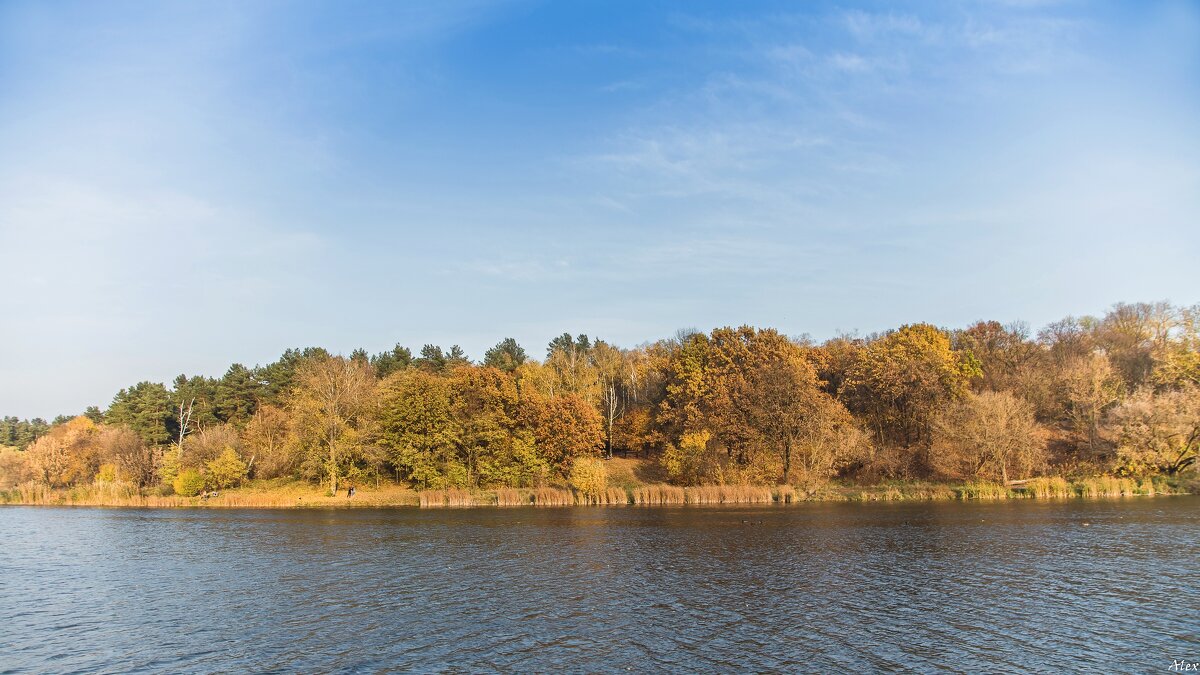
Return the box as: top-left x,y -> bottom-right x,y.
328,422 -> 338,495
782,438 -> 791,484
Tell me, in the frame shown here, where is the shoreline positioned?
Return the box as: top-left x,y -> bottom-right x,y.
2,475 -> 1194,509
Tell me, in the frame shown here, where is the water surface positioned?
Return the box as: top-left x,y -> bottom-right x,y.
1,498 -> 1197,673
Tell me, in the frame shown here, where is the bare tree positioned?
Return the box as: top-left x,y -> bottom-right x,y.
933,391 -> 1046,484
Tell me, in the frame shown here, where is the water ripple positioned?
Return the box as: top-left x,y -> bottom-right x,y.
0,499 -> 1197,672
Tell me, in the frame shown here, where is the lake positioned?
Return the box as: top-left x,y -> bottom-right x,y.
1,498 -> 1197,673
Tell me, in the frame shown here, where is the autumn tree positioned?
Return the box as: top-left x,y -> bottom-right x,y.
569,456 -> 608,500
807,335 -> 863,399
745,355 -> 863,482
546,333 -> 599,400
931,391 -> 1046,483
287,355 -> 377,494
660,431 -> 714,485
1152,304 -> 1200,389
0,446 -> 32,488
243,404 -> 295,479
840,324 -> 976,450
1061,352 -> 1124,456
377,370 -> 461,488
99,426 -> 156,487
182,425 -> 241,469
206,447 -> 249,489
657,331 -> 712,439
591,340 -> 628,459
953,321 -> 1039,392
6,300 -> 1194,492
1038,316 -> 1099,367
449,366 -> 524,486
1110,385 -> 1200,475
25,416 -> 100,487
1095,301 -> 1175,389
519,392 -> 603,476
658,327 -> 861,483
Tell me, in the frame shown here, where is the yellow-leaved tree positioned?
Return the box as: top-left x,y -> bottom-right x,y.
287,355 -> 377,495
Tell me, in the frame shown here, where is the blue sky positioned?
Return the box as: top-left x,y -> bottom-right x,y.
1,0 -> 1198,418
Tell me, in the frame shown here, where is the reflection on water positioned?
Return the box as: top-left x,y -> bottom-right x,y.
1,499 -> 1197,672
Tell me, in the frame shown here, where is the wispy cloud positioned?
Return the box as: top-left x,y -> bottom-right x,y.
843,10 -> 930,41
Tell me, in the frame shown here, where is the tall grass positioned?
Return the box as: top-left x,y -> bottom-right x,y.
921,484 -> 958,500
1073,476 -> 1138,498
417,488 -> 478,507
1023,477 -> 1073,499
532,487 -> 575,506
1138,477 -> 1156,496
632,484 -> 686,505
957,482 -> 1012,500
3,473 -> 1188,509
685,484 -> 775,504
575,487 -> 629,505
494,488 -> 530,507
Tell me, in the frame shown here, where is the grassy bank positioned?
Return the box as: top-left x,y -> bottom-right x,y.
1,479 -> 420,508
1,469 -> 1193,509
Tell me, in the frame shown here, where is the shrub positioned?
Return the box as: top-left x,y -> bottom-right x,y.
569,457 -> 608,500
660,431 -> 710,485
173,469 -> 206,497
95,463 -> 118,483
205,447 -> 248,489
158,452 -> 181,485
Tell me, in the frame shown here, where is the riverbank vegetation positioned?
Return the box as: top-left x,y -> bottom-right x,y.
2,301 -> 1198,508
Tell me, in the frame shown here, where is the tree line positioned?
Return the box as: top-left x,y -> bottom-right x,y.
1,301 -> 1197,496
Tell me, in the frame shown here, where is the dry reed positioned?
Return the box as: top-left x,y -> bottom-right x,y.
575,487 -> 629,505
631,484 -> 686,505
494,488 -> 530,507
4,472 -> 1188,509
1074,476 -> 1138,498
1138,477 -> 1156,496
532,487 -> 575,506
418,488 -> 478,507
957,482 -> 1012,500
684,484 -> 775,504
1023,477 -> 1073,499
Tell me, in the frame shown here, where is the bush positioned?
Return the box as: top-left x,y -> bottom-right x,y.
158,452 -> 181,485
569,457 -> 607,500
660,431 -> 710,485
95,463 -> 118,483
205,447 -> 248,489
173,469 -> 206,497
